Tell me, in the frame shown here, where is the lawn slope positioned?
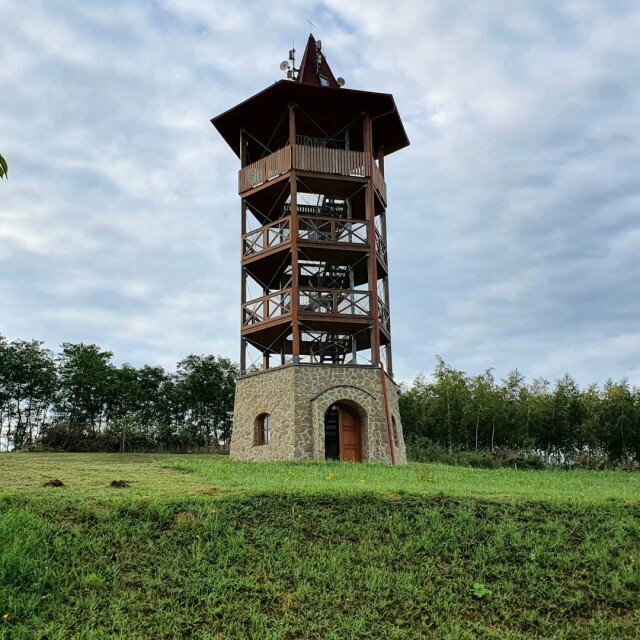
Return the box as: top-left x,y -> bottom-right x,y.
1,454 -> 639,639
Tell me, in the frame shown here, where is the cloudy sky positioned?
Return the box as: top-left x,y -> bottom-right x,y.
1,0 -> 639,386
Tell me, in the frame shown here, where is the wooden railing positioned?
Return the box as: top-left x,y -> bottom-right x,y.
298,216 -> 368,245
243,217 -> 290,256
243,289 -> 292,327
299,289 -> 370,316
239,146 -> 291,193
375,228 -> 388,266
378,297 -> 391,334
243,287 -> 372,328
293,145 -> 367,178
372,162 -> 387,204
242,215 -> 368,258
239,144 -> 384,195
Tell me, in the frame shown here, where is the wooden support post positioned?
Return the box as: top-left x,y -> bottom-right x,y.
363,112 -> 381,365
240,126 -> 248,374
380,208 -> 393,378
240,128 -> 247,167
240,337 -> 247,374
289,104 -> 300,362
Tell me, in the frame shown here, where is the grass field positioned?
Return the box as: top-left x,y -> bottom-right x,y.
1,453 -> 639,639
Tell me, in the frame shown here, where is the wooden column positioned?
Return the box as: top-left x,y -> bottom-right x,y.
379,203 -> 393,378
363,113 -> 381,365
289,104 -> 300,362
239,129 -> 247,374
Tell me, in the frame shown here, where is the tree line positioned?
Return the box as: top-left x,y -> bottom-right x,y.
0,336 -> 237,452
2,334 -> 639,465
400,357 -> 640,467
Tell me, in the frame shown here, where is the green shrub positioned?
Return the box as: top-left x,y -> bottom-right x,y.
406,437 -> 546,470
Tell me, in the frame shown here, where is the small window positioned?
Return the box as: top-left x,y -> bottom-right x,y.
319,75 -> 330,87
254,413 -> 271,446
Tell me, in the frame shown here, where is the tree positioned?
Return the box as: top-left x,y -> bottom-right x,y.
175,355 -> 238,449
0,337 -> 56,450
54,343 -> 114,439
469,369 -> 495,451
601,379 -> 637,460
431,357 -> 469,450
0,153 -> 7,180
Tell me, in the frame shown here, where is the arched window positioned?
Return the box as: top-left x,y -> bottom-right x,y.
254,413 -> 271,446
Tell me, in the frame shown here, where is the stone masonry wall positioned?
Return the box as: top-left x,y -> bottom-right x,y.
230,364 -> 407,464
230,366 -> 296,461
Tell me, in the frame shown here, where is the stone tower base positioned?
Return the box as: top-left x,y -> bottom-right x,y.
230,364 -> 407,464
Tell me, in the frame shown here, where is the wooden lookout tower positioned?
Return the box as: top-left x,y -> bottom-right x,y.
211,35 -> 409,463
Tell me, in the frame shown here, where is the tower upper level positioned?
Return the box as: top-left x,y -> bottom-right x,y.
211,35 -> 409,162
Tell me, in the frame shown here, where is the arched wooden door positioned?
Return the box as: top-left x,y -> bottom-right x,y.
338,404 -> 362,462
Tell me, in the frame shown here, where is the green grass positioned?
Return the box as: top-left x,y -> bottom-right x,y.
1,454 -> 639,639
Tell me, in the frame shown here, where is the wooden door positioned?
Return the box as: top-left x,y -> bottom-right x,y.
339,405 -> 362,462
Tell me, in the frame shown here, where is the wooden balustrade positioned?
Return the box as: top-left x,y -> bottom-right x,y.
239,145 -> 291,193
243,289 -> 292,326
375,228 -> 388,266
378,297 -> 391,334
243,287 -> 372,328
372,161 -> 387,204
243,217 -> 290,256
242,215 -> 368,258
238,144 -> 385,195
298,216 -> 368,245
293,145 -> 367,178
299,288 -> 370,316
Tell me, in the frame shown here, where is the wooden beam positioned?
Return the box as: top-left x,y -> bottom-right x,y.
363,112 -> 381,365
240,127 -> 248,373
289,104 -> 300,361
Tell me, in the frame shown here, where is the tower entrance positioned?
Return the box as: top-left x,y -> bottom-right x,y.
324,403 -> 362,462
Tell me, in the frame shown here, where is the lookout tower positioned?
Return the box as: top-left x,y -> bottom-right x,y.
211,35 -> 409,463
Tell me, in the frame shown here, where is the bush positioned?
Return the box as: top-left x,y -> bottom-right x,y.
38,422 -> 105,452
405,437 -> 547,470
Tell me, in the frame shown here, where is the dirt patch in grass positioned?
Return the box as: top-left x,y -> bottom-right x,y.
110,480 -> 130,489
43,479 -> 65,487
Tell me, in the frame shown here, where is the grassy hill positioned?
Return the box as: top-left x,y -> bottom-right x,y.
1,454 -> 639,639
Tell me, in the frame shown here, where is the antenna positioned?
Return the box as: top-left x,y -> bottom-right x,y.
280,40 -> 298,80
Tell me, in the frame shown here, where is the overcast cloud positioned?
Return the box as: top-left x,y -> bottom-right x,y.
1,0 -> 639,386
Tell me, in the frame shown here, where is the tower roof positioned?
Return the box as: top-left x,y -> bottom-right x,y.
211,37 -> 410,158
296,34 -> 340,88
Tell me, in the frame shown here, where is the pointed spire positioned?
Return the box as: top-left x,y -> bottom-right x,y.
296,34 -> 340,88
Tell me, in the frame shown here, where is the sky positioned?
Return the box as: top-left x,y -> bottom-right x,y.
1,0 -> 640,387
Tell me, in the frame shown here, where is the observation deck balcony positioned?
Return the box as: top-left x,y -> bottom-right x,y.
239,144 -> 387,204
241,288 -> 391,342
243,215 -> 368,257
241,213 -> 388,286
